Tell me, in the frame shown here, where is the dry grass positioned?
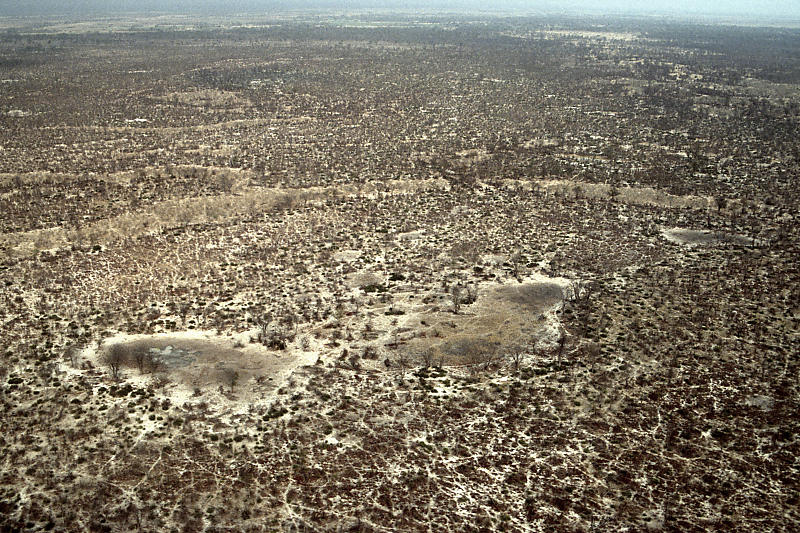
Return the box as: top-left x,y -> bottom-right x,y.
0,177 -> 449,258
94,333 -> 313,397
156,89 -> 254,109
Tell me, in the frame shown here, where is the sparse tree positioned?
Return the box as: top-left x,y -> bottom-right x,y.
148,353 -> 164,373
363,345 -> 377,359
464,284 -> 477,305
465,343 -> 492,373
509,345 -> 526,373
583,341 -> 602,372
556,328 -> 567,365
37,362 -> 56,383
256,315 -> 270,344
567,279 -> 595,302
451,285 -> 463,314
132,346 -> 150,374
348,352 -> 361,370
215,174 -> 235,193
104,344 -> 128,380
397,352 -> 410,378
300,335 -> 311,351
687,143 -> 707,175
65,343 -> 81,368
222,368 -> 239,392
511,250 -> 523,281
283,310 -> 298,337
419,348 -> 435,368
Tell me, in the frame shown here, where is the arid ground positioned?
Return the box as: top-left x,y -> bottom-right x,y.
1,13 -> 798,532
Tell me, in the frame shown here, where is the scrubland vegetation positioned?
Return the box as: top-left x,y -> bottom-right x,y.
0,13 -> 798,532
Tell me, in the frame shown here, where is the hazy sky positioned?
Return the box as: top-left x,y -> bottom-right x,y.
0,1 -> 798,21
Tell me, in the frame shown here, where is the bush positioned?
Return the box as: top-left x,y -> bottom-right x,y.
363,284 -> 385,293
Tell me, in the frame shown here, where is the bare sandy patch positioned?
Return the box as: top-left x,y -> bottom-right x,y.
344,270 -> 384,289
156,89 -> 253,108
88,330 -> 315,400
541,30 -> 641,41
453,148 -> 490,166
333,249 -> 363,263
403,275 -> 572,366
0,177 -> 448,259
662,227 -> 753,246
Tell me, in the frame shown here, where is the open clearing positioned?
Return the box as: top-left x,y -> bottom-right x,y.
89,330 -> 316,400
662,227 -> 755,246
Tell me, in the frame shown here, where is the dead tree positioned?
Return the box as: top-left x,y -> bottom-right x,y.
509,346 -> 526,373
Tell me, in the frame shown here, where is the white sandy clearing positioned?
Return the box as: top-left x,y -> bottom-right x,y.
399,274 -> 573,364
662,227 -> 753,247
333,249 -> 363,262
84,329 -> 316,404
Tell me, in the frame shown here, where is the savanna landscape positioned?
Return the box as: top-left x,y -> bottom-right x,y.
0,11 -> 798,532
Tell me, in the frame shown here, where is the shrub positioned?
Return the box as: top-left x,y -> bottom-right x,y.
363,284 -> 386,293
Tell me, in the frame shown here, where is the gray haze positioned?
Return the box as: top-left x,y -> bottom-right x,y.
1,1 -> 799,21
